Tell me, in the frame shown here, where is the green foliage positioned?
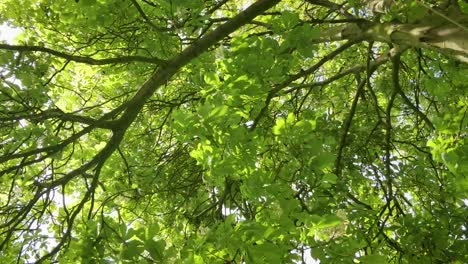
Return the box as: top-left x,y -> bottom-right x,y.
0,0 -> 467,263
460,0 -> 468,14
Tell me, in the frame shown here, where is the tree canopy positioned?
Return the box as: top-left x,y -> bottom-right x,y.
0,0 -> 467,263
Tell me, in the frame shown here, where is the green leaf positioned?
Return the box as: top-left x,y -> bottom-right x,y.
358,254 -> 387,264
317,215 -> 341,229
322,173 -> 338,184
121,240 -> 144,260
145,239 -> 165,261
271,11 -> 299,33
209,105 -> 228,119
406,3 -> 426,23
273,118 -> 286,135
286,112 -> 295,124
460,0 -> 468,14
78,0 -> 97,6
203,72 -> 220,86
171,0 -> 204,10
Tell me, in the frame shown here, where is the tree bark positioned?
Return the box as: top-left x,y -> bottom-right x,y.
315,13 -> 468,62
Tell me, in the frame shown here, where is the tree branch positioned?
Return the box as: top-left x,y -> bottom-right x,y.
130,0 -> 166,32
251,40 -> 360,130
0,44 -> 168,66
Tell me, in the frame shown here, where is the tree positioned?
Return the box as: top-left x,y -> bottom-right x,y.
0,0 -> 467,262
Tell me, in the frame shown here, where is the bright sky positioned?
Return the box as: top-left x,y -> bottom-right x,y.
0,23 -> 21,43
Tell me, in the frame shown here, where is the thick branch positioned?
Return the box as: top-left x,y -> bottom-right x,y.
313,19 -> 468,62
